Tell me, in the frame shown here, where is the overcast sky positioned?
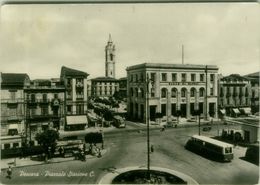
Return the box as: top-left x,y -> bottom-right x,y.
0,3 -> 259,79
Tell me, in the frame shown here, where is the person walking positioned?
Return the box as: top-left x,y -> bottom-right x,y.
7,166 -> 12,179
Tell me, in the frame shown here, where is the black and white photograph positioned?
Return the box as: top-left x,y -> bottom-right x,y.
0,1 -> 259,184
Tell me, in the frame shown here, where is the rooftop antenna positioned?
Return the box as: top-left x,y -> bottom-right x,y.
182,45 -> 184,65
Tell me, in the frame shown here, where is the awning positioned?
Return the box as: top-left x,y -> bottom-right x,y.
8,124 -> 18,130
219,109 -> 226,114
232,108 -> 240,114
241,107 -> 251,114
66,115 -> 88,125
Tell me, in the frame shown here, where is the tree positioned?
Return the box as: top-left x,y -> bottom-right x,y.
35,129 -> 59,158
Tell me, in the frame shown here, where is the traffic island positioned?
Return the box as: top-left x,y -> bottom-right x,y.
98,166 -> 198,184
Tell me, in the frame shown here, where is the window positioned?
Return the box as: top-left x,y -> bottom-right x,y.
161,88 -> 167,98
130,88 -> 134,97
181,88 -> 186,97
13,143 -> 19,148
67,78 -> 72,85
54,94 -> 58,98
199,88 -> 204,97
31,94 -> 36,102
210,88 -> 214,96
43,94 -> 47,102
110,53 -> 113,61
151,88 -> 155,97
220,87 -> 224,97
161,104 -> 166,116
161,73 -> 167,82
4,144 -> 10,149
181,73 -> 186,82
140,73 -> 144,82
130,75 -> 133,82
76,105 -> 84,114
140,88 -> 144,98
135,88 -> 139,97
172,73 -> 177,81
151,73 -> 156,82
190,88 -> 196,97
200,74 -> 204,82
191,74 -> 196,82
210,74 -> 214,82
67,105 -> 72,113
171,88 -> 177,98
41,107 -> 48,115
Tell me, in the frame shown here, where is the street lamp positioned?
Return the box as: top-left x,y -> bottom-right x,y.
145,74 -> 154,180
194,109 -> 201,135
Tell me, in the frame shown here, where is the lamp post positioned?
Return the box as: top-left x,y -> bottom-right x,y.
145,74 -> 151,180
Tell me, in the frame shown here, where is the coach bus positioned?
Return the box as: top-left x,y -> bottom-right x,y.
185,135 -> 234,162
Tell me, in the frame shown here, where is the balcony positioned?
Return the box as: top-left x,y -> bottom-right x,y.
7,116 -> 21,122
76,94 -> 84,100
26,114 -> 61,120
76,82 -> 84,88
7,100 -> 19,105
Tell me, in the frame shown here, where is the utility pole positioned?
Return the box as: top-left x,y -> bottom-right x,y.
146,74 -> 150,180
182,45 -> 184,65
205,65 -> 208,120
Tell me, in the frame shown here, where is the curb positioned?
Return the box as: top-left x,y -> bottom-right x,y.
98,166 -> 199,185
1,149 -> 108,171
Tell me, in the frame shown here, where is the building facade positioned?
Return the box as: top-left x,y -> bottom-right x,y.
60,66 -> 89,130
91,77 -> 119,97
126,63 -> 219,123
244,72 -> 259,114
219,74 -> 252,117
24,79 -> 65,143
1,73 -> 30,136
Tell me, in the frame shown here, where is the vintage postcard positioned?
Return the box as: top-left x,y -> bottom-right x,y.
0,1 -> 259,184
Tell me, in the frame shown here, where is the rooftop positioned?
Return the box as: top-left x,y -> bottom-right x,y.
221,74 -> 249,82
91,76 -> 119,82
1,73 -> 30,87
60,66 -> 89,78
126,63 -> 218,71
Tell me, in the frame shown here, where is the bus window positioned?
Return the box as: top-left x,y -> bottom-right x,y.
225,147 -> 232,154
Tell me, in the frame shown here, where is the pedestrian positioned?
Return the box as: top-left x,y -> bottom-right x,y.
7,166 -> 12,179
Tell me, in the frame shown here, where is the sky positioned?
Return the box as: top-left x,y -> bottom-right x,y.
0,3 -> 259,80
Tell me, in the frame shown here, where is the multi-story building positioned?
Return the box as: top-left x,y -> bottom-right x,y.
60,66 -> 89,131
24,79 -> 65,143
126,63 -> 219,123
91,77 -> 119,97
1,73 -> 30,136
219,74 -> 252,117
118,77 -> 127,100
244,72 -> 259,114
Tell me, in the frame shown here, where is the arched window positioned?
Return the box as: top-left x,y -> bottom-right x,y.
181,88 -> 187,97
199,88 -> 205,97
161,88 -> 167,98
190,88 -> 196,97
171,88 -> 177,98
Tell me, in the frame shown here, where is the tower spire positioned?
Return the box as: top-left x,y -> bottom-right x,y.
108,34 -> 112,43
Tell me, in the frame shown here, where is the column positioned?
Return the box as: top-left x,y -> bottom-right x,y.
186,91 -> 190,119
167,89 -> 171,122
72,78 -> 76,114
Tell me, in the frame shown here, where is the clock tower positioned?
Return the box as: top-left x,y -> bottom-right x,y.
105,34 -> 116,78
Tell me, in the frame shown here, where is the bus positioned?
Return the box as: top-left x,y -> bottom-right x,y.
185,135 -> 234,162
112,115 -> 126,128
